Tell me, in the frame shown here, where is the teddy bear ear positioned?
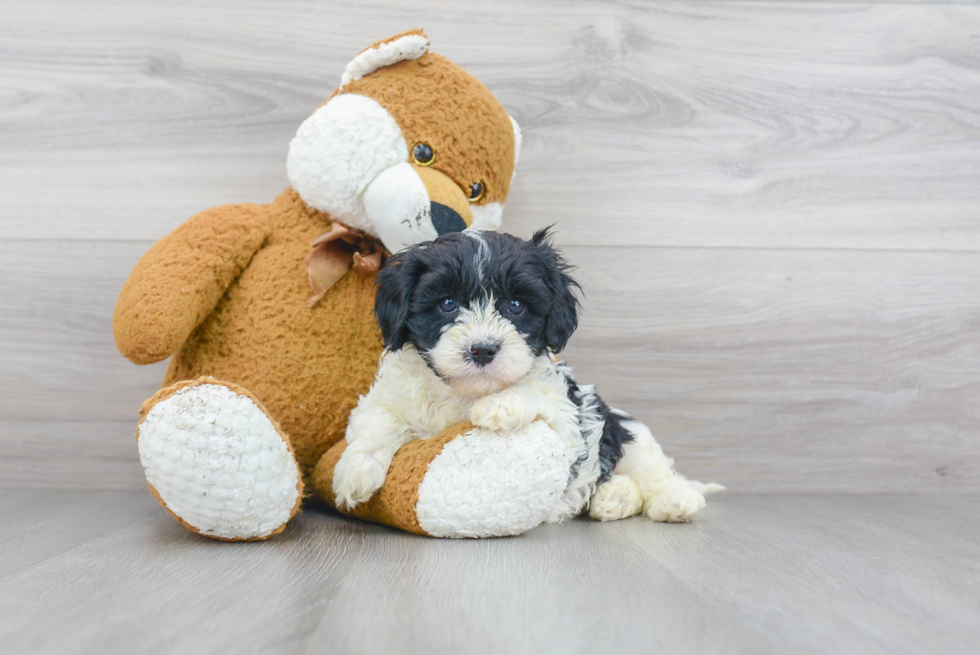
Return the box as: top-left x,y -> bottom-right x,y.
340,29 -> 430,87
509,115 -> 522,173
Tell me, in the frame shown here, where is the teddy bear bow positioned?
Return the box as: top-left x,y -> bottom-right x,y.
305,223 -> 385,307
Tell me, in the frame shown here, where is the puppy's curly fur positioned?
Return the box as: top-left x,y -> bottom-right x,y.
333,229 -> 722,522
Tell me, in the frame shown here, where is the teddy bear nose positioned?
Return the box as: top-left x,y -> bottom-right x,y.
468,342 -> 498,366
413,165 -> 473,233
431,202 -> 467,235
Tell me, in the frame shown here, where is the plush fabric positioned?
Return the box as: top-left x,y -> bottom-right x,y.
117,190 -> 383,478
314,422 -> 478,536
337,52 -> 517,208
138,377 -> 304,542
341,28 -> 430,86
317,419 -> 576,539
115,29 -> 535,541
287,93 -> 409,233
414,421 -> 573,538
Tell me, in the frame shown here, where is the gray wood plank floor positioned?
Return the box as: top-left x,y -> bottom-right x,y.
1,490 -> 976,655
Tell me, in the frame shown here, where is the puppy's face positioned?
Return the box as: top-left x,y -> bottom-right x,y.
375,229 -> 580,396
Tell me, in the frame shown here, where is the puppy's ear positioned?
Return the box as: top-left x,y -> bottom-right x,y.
374,250 -> 422,350
533,228 -> 581,353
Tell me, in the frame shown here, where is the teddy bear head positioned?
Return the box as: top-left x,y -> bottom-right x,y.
287,29 -> 522,254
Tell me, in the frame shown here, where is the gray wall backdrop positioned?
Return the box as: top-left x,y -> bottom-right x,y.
1,0 -> 978,492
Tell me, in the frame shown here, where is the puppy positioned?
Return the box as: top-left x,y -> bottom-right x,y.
332,229 -> 722,523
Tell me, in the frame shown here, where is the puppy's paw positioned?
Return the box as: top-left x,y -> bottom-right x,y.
332,451 -> 388,511
470,391 -> 537,432
644,482 -> 706,523
589,475 -> 644,522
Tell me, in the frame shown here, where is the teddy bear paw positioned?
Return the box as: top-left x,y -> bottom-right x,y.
137,381 -> 302,540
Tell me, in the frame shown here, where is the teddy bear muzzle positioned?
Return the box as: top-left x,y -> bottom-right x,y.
362,161 -> 473,254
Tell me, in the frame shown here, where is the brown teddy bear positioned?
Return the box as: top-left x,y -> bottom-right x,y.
114,30 -> 523,540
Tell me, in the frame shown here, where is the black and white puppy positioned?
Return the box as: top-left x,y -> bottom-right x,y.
332,229 -> 721,522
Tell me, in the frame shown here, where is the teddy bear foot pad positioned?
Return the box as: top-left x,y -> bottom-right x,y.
137,380 -> 302,541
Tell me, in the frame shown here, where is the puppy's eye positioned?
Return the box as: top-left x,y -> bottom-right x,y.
506,299 -> 525,316
412,143 -> 435,166
439,298 -> 458,314
468,181 -> 485,203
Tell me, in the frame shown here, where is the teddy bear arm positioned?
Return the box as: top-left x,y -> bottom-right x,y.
113,203 -> 270,364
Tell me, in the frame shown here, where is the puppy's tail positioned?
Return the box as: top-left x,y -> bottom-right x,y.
688,480 -> 726,495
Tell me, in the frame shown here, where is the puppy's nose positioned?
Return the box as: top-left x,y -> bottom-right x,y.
468,342 -> 498,366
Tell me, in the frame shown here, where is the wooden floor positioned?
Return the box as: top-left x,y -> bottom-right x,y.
0,490 -> 976,655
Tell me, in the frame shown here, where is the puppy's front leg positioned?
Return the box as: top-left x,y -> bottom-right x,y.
470,387 -> 540,432
332,405 -> 410,511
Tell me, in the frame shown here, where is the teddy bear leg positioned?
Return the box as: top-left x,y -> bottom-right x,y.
136,377 -> 303,541
312,420 -> 575,538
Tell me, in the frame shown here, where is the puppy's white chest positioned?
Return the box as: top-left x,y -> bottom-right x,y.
409,390 -> 476,439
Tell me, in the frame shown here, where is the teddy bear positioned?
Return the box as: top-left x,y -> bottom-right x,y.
114,30 -> 531,540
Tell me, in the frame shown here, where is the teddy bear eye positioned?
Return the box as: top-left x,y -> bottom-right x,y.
412,142 -> 435,166
468,181 -> 485,203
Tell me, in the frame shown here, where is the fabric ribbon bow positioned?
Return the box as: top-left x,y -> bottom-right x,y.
305,223 -> 385,307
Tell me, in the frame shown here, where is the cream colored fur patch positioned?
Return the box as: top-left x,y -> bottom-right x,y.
138,383 -> 301,540
341,33 -> 430,86
416,421 -> 572,538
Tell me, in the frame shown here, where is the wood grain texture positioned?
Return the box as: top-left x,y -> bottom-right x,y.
1,490 -> 978,655
2,240 -> 977,491
1,1 -> 979,492
1,1 -> 979,248
566,246 -> 980,492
